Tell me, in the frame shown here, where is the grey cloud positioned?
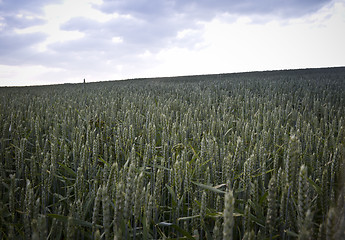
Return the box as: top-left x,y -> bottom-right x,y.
58,13 -> 201,54
0,37 -> 115,71
0,32 -> 46,57
0,0 -> 61,67
98,0 -> 331,19
44,28 -> 165,74
192,0 -> 329,16
97,0 -> 175,18
50,36 -> 113,53
0,0 -> 62,13
0,0 -> 62,31
2,15 -> 45,29
61,17 -> 103,34
106,17 -> 190,46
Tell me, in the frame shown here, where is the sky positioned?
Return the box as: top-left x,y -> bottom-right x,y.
0,0 -> 344,86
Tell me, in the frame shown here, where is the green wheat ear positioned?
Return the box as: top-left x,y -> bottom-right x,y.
243,229 -> 255,240
200,191 -> 207,230
94,229 -> 101,240
92,185 -> 102,235
326,207 -> 336,240
298,209 -> 313,240
223,188 -> 234,240
298,164 -> 309,231
213,216 -> 222,240
102,185 -> 111,240
266,174 -> 277,239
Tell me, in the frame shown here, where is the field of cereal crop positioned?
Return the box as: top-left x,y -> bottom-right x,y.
1,67 -> 344,239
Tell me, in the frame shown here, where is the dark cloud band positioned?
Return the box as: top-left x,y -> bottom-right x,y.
98,0 -> 331,18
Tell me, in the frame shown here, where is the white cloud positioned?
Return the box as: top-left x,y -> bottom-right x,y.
43,0 -> 113,24
111,36 -> 123,44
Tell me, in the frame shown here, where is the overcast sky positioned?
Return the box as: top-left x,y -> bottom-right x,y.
0,0 -> 344,86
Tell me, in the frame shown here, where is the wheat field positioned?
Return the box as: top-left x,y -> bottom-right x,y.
0,68 -> 344,239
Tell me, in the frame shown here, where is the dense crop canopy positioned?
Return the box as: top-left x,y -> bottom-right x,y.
0,68 -> 344,239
